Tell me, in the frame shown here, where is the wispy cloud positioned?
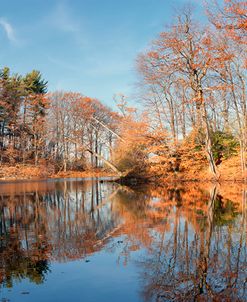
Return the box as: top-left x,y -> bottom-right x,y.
86,57 -> 132,77
44,2 -> 88,48
0,18 -> 17,43
47,55 -> 81,72
50,2 -> 79,33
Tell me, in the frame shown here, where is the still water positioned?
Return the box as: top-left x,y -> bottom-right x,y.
0,178 -> 246,302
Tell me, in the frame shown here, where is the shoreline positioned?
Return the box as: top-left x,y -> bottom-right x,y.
1,163 -> 247,184
0,164 -> 117,183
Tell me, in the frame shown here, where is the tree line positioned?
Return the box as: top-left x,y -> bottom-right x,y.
0,68 -> 121,172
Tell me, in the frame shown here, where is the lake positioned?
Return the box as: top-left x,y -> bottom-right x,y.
0,178 -> 246,302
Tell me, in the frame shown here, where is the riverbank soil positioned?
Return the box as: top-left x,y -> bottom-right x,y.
0,164 -> 116,181
0,154 -> 246,183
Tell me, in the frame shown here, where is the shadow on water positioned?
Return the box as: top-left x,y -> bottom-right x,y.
0,179 -> 246,301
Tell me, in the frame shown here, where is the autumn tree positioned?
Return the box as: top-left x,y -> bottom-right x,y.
0,68 -> 22,160
137,8 -> 244,178
206,0 -> 247,173
0,67 -> 49,165
208,0 -> 247,45
47,91 -> 120,172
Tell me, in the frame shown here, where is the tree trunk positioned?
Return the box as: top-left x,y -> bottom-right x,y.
199,89 -> 219,179
86,148 -> 122,176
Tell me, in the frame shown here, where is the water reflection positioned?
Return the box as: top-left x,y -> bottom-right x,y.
0,179 -> 121,289
0,179 -> 246,301
138,186 -> 246,301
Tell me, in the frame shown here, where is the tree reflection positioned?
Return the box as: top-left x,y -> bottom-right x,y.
0,180 -> 246,301
135,185 -> 247,302
0,179 -> 121,287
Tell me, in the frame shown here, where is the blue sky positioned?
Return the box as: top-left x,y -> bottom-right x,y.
0,0 -> 204,106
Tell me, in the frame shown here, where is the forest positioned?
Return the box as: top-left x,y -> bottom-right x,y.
0,0 -> 246,182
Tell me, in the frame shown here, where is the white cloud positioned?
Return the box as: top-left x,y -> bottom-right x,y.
0,18 -> 17,43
